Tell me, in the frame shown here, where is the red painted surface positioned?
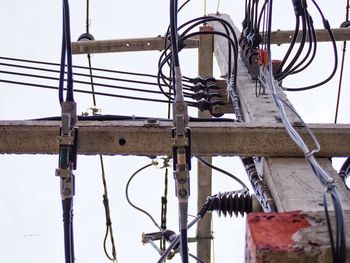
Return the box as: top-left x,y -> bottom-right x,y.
247,211 -> 310,251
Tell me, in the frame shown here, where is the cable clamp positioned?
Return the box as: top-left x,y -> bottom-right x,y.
154,157 -> 171,169
60,174 -> 75,199
171,136 -> 189,147
142,232 -> 163,243
56,101 -> 78,199
144,118 -> 160,127
81,107 -> 102,116
304,149 -> 319,159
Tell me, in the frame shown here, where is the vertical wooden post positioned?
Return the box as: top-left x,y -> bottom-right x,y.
197,25 -> 214,263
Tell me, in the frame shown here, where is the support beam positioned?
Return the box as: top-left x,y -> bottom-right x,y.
0,120 -> 350,156
196,25 -> 214,263
71,28 -> 350,55
71,36 -> 199,54
268,27 -> 350,45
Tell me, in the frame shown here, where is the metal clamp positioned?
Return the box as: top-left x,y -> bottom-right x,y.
56,101 -> 78,200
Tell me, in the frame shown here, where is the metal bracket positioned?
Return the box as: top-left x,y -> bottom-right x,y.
144,118 -> 160,127
56,101 -> 78,200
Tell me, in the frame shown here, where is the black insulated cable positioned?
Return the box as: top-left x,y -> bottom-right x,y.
58,2 -> 77,263
338,157 -> 350,190
334,0 -> 350,123
63,0 -> 74,102
62,198 -> 75,263
125,162 -> 161,230
264,1 -> 346,261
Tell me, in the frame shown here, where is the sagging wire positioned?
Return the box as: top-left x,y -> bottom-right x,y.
276,0 -> 338,91
262,1 -> 346,262
100,155 -> 118,262
77,3 -> 119,261
130,158 -> 206,262
56,1 -> 77,263
334,0 -> 350,123
125,161 -> 162,230
196,156 -> 248,190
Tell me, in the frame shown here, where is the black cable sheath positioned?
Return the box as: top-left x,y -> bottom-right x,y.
63,0 -> 74,102
125,163 -> 161,230
62,197 -> 74,263
59,5 -> 66,105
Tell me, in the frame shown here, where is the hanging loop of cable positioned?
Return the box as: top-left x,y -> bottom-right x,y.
100,155 -> 118,262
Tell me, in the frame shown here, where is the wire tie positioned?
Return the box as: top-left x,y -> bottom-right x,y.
305,151 -> 313,159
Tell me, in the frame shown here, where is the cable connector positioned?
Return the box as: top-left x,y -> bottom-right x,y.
154,157 -> 172,169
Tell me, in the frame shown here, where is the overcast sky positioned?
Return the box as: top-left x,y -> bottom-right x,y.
0,1 -> 349,263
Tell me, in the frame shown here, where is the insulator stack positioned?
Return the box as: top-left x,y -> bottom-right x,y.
192,76 -> 225,117
205,191 -> 254,217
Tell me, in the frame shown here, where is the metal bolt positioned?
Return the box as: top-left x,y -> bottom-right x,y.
178,189 -> 187,197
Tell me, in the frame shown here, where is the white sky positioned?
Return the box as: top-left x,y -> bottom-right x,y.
0,1 -> 349,263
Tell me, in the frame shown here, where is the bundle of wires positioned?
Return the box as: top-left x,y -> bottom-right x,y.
157,8 -> 240,104
259,1 -> 346,262
274,0 -> 338,91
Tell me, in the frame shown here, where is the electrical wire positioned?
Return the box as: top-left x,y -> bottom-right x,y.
100,155 -> 118,262
277,0 -> 339,91
0,56 -> 162,79
0,78 -> 181,104
334,0 -> 350,123
196,156 -> 248,190
125,162 -> 161,230
61,0 -> 74,103
338,157 -> 350,191
79,1 -> 119,259
216,0 -> 221,14
157,15 -> 239,102
0,69 -> 172,96
59,2 -> 75,263
0,61 -> 180,91
169,1 -> 190,261
262,1 -> 346,262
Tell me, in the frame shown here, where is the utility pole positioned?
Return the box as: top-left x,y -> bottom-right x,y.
196,25 -> 214,263
1,14 -> 350,263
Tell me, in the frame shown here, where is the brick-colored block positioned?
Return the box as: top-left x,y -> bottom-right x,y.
245,211 -> 319,263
